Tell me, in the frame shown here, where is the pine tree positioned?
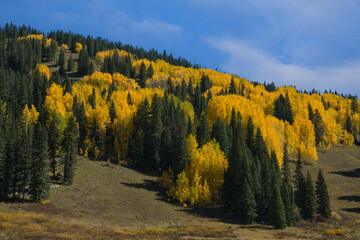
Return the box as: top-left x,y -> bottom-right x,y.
62,115 -> 79,185
200,74 -> 211,94
345,113 -> 353,135
58,48 -> 66,76
229,77 -> 237,94
211,117 -> 230,157
187,78 -> 194,101
303,172 -> 316,221
314,109 -> 324,146
143,94 -> 162,169
269,184 -> 287,229
274,93 -> 293,124
196,112 -> 210,147
147,63 -> 154,79
48,114 -> 61,178
30,123 -> 50,201
67,54 -> 74,71
246,116 -> 255,155
315,169 -> 331,218
138,61 -> 147,88
0,102 -> 5,200
308,103 -> 314,123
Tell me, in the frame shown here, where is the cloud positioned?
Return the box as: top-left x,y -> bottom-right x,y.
86,0 -> 183,41
206,37 -> 360,95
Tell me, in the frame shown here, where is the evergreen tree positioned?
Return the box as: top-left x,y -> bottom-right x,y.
30,123 -> 50,201
229,77 -> 237,94
187,78 -> 194,101
200,74 -> 211,94
236,178 -> 257,223
313,109 -> 324,146
143,94 -> 162,169
274,93 -> 293,124
269,184 -> 286,229
109,100 -> 117,124
0,102 -> 5,200
138,61 -> 147,88
302,172 -> 316,221
67,54 -> 74,71
308,103 -> 314,123
62,115 -> 79,185
196,112 -> 210,147
246,116 -> 255,154
58,48 -> 66,76
147,63 -> 154,79
48,114 -> 61,178
315,169 -> 331,218
345,113 -> 353,134
294,150 -> 306,212
211,117 -> 230,157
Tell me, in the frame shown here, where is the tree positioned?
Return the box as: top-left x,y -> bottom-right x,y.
294,150 -> 306,212
30,123 -> 50,201
147,63 -> 154,79
200,74 -> 211,94
138,61 -> 147,88
48,114 -> 61,178
234,178 -> 257,223
313,109 -> 324,146
62,115 -> 79,185
58,48 -> 66,76
269,184 -> 286,229
211,117 -> 230,157
67,54 -> 74,71
315,169 -> 331,218
0,102 -> 5,200
229,77 -> 237,94
196,112 -> 210,147
274,93 -> 293,124
302,172 -> 316,221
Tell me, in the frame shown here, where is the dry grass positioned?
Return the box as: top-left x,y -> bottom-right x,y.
2,146 -> 360,239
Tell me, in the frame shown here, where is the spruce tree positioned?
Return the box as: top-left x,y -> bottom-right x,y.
200,74 -> 211,94
30,123 -> 50,201
147,63 -> 154,79
0,102 -> 5,200
62,115 -> 79,185
143,94 -> 162,169
315,169 -> 331,218
303,172 -> 316,221
314,109 -> 324,146
211,117 -> 230,157
236,178 -> 257,223
67,54 -> 74,71
196,111 -> 210,147
48,114 -> 61,178
229,77 -> 237,94
269,184 -> 286,229
58,48 -> 66,76
138,61 -> 147,88
294,150 -> 306,211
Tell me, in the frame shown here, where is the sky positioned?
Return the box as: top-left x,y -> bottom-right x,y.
1,0 -> 360,95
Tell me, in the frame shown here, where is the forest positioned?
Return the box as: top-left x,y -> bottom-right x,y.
0,23 -> 358,229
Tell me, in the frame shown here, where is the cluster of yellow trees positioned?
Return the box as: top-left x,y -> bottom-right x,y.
41,49 -> 359,205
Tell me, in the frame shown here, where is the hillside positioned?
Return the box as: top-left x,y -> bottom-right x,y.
0,146 -> 357,239
0,24 -> 360,239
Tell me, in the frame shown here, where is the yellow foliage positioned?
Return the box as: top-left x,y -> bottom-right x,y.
324,229 -> 344,236
60,44 -> 69,50
18,34 -> 44,41
95,49 -> 131,63
169,138 -> 227,207
342,131 -> 354,145
33,64 -> 51,80
75,42 -> 83,52
21,105 -> 39,126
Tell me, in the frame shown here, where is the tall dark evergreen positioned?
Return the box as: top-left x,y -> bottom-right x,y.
58,48 -> 66,76
313,109 -> 324,146
0,102 -> 5,200
315,169 -> 331,219
67,54 -> 74,71
302,172 -> 316,221
269,184 -> 286,229
48,114 -> 61,178
143,94 -> 162,169
138,61 -> 147,88
62,115 -> 79,185
274,93 -> 293,124
30,123 -> 50,201
294,150 -> 306,213
147,63 -> 154,79
211,117 -> 230,157
229,77 -> 237,94
196,112 -> 210,147
200,74 -> 211,94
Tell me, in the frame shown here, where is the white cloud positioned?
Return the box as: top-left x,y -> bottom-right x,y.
206,37 -> 360,94
86,0 -> 183,41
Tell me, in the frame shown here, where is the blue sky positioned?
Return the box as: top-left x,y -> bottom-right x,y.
1,0 -> 360,94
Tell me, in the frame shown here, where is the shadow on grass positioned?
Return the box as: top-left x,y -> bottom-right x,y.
330,168 -> 360,178
121,179 -> 161,192
338,195 -> 360,202
342,208 -> 360,214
